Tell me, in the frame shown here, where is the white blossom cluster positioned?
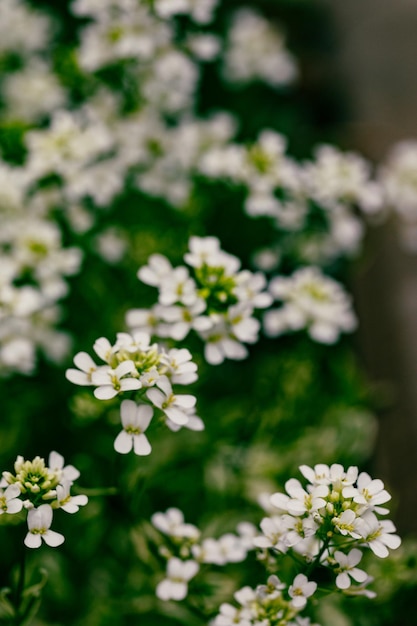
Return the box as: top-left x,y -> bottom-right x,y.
200,133 -> 384,267
255,464 -> 400,593
263,266 -> 357,344
126,236 -> 272,365
0,452 -> 88,548
0,162 -> 82,377
209,463 -> 401,625
66,332 -> 202,454
0,0 -> 52,58
211,575 -> 320,626
223,8 -> 298,88
151,507 -> 256,601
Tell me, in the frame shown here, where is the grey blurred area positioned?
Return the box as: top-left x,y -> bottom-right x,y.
325,0 -> 417,533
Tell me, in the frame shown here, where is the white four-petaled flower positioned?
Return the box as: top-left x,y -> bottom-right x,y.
24,504 -> 65,548
114,400 -> 153,455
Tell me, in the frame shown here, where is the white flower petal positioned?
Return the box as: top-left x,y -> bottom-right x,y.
114,431 -> 133,454
133,434 -> 152,456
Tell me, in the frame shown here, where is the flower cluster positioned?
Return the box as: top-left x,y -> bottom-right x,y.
211,575 -> 319,626
66,332 -> 202,453
200,134 -> 383,267
0,451 -> 87,548
0,162 -> 82,377
222,8 -> 298,88
151,507 -> 256,601
263,267 -> 357,344
255,464 -> 400,589
126,236 -> 272,365
208,463 -> 400,626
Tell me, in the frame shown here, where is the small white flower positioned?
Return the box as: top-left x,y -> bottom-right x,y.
92,360 -> 141,400
288,573 -> 317,609
0,484 -> 23,515
137,253 -> 173,287
253,516 -> 288,552
114,400 -> 153,455
160,348 -> 198,385
284,478 -> 328,516
358,511 -> 401,558
24,504 -> 65,549
332,548 -> 368,589
146,376 -> 195,425
152,507 -> 200,541
195,534 -> 247,565
65,351 -> 99,386
48,451 -> 80,484
156,557 -> 199,601
342,472 -> 391,512
56,481 -> 88,514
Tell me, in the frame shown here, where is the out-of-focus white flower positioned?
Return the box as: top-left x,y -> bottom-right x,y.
154,0 -> 219,24
288,574 -> 317,609
264,266 -> 357,344
93,228 -> 127,264
156,557 -> 199,601
24,504 -> 65,549
2,60 -> 66,122
152,507 -> 200,541
223,8 -> 298,88
0,0 -> 51,56
194,533 -> 248,565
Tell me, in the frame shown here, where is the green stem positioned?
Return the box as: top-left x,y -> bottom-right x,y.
13,547 -> 26,625
305,536 -> 331,578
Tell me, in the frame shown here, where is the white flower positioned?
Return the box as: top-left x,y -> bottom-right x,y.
160,348 -> 198,385
201,319 -> 248,365
137,253 -> 173,287
358,511 -> 401,558
92,360 -> 141,400
184,235 -> 223,268
195,534 -> 247,565
223,8 -> 298,88
146,376 -> 195,425
342,472 -> 391,512
156,557 -> 199,601
0,484 -> 23,515
152,507 -> 200,541
48,451 -> 80,484
284,478 -> 328,516
158,266 -> 198,307
253,516 -> 289,552
212,603 -> 252,626
65,351 -> 99,386
114,400 -> 153,455
265,267 -> 357,344
24,504 -> 65,549
332,549 -> 368,589
56,481 -> 88,514
332,509 -> 362,538
288,573 -> 317,609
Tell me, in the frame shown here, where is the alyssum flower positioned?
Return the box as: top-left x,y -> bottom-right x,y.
1,451 -> 87,548
126,236 -> 272,364
66,331 -> 201,454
